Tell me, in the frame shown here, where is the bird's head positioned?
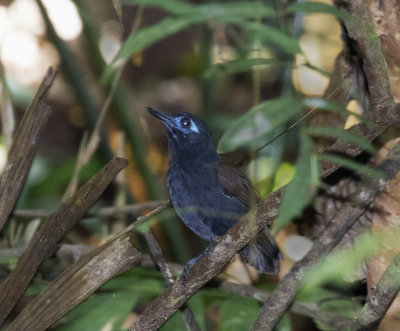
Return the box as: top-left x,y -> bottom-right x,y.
146,107 -> 219,161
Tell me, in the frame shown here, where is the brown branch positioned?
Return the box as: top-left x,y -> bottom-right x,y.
0,67 -> 56,232
6,225 -> 141,331
352,250 -> 400,330
220,282 -> 353,330
252,141 -> 400,330
0,157 -> 128,326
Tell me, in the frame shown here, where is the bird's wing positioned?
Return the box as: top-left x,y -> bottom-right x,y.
216,162 -> 260,208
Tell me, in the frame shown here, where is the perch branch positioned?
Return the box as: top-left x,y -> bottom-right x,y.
0,67 -> 56,232
0,157 -> 127,326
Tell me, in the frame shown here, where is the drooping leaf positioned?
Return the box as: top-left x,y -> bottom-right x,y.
318,153 -> 385,179
277,132 -> 319,230
116,16 -> 203,62
217,97 -> 304,153
203,58 -> 283,79
287,1 -> 349,21
308,126 -> 377,154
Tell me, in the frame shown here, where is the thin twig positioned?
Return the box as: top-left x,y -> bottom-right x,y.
136,200 -> 171,223
12,200 -> 166,219
144,231 -> 201,331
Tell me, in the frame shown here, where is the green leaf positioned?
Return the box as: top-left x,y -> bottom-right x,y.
273,162 -> 295,191
101,267 -> 164,295
241,21 -> 302,54
198,1 -> 275,18
318,153 -> 385,179
303,97 -> 370,124
287,1 -> 349,21
58,292 -> 138,331
277,132 -> 319,230
217,97 -> 304,153
124,0 -> 275,18
203,58 -> 283,79
104,1 -> 276,81
117,16 -> 202,61
122,0 -> 196,14
220,296 -> 260,331
307,126 -> 377,154
160,311 -> 187,331
303,62 -> 332,78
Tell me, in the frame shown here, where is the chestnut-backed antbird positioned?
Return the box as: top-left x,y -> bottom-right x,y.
147,108 -> 281,280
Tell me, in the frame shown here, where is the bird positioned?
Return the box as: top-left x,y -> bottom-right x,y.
146,107 -> 281,280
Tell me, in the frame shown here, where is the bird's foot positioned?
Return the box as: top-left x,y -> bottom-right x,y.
180,255 -> 201,285
180,241 -> 218,285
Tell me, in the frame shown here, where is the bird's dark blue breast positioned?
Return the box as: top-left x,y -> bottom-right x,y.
167,159 -> 249,241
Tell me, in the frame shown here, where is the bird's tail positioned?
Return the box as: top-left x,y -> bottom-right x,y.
240,230 -> 282,274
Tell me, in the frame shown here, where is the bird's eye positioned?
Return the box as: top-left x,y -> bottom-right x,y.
180,117 -> 191,127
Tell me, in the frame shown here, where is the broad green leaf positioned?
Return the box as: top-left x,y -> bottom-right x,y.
273,162 -> 295,191
58,292 -> 138,331
217,97 -> 304,153
122,0 -> 196,14
220,296 -> 259,331
308,126 -> 377,154
318,153 -> 385,179
277,133 -> 319,230
287,1 -> 349,21
116,16 -> 202,61
203,58 -> 283,79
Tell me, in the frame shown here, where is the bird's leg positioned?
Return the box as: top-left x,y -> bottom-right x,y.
180,239 -> 218,285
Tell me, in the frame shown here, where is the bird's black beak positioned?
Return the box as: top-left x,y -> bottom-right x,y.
146,107 -> 170,122
146,107 -> 177,131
